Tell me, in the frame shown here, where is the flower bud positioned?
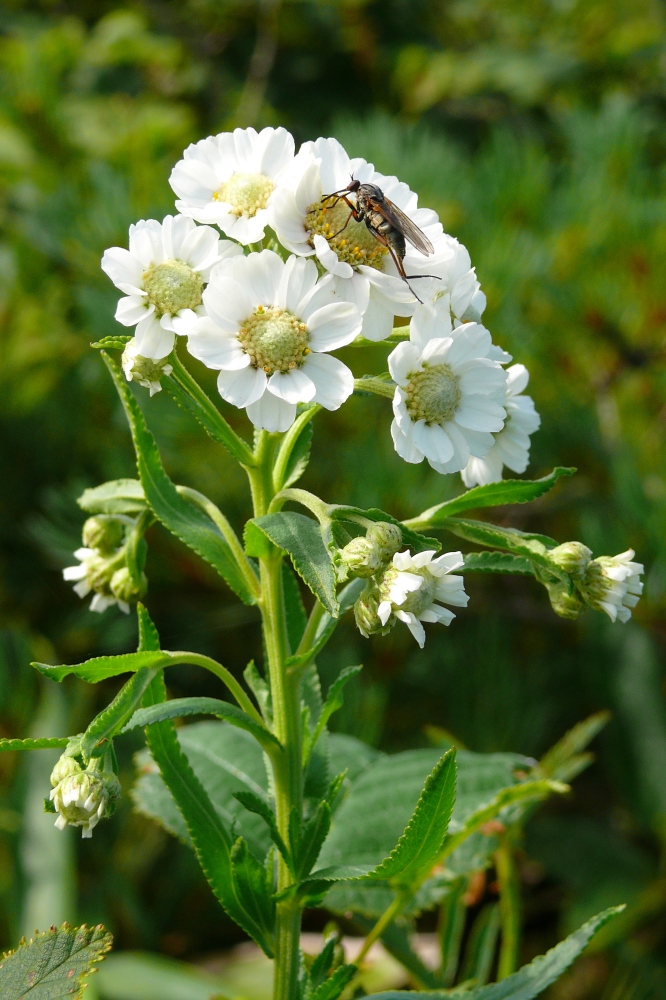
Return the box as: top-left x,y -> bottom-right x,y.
49,762 -> 120,838
542,578 -> 585,620
110,566 -> 146,604
548,541 -> 592,580
580,550 -> 644,623
82,515 -> 126,553
340,522 -> 403,578
122,340 -> 173,396
50,755 -> 82,788
354,583 -> 395,638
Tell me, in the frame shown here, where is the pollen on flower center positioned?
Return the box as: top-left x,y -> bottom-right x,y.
305,196 -> 388,270
405,364 -> 461,424
142,259 -> 203,316
238,306 -> 310,375
214,172 -> 274,217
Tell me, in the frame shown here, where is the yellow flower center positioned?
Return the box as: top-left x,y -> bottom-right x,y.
238,306 -> 310,375
142,260 -> 203,316
214,172 -> 274,217
405,364 -> 461,424
305,195 -> 388,269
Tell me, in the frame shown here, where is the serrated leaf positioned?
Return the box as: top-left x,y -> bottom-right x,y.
361,906 -> 623,999
310,963 -> 357,1000
370,748 -> 457,884
123,697 -> 280,752
81,667 -> 160,759
539,711 -> 611,782
442,519 -> 559,564
407,467 -> 575,526
234,791 -> 290,865
0,923 -> 112,999
0,737 -> 70,752
77,479 -> 147,515
308,937 -> 338,992
277,414 -> 314,491
91,334 -> 132,350
296,801 -> 332,878
102,352 -> 256,605
229,838 -> 275,952
463,552 -> 535,575
33,651 -> 167,684
246,512 -> 338,616
308,666 -> 362,756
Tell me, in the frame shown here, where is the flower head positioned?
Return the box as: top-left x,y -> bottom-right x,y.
462,364 -> 541,487
122,339 -> 173,396
580,550 -> 644,623
187,250 -> 362,431
170,127 -> 296,244
101,215 -> 240,359
49,757 -> 120,838
63,514 -> 146,614
269,137 -> 452,342
63,547 -> 129,613
376,549 -> 469,647
389,303 -> 508,475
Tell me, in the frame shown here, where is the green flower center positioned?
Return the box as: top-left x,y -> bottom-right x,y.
305,196 -> 388,270
238,306 -> 310,375
142,260 -> 203,316
402,573 -> 436,616
215,172 -> 274,217
405,364 -> 461,424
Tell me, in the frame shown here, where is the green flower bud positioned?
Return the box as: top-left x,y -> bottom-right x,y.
579,550 -> 644,624
340,522 -> 403,578
548,541 -> 592,580
110,566 -> 147,604
50,754 -> 82,788
82,515 -> 126,553
542,578 -> 584,620
354,583 -> 395,638
50,761 -> 121,838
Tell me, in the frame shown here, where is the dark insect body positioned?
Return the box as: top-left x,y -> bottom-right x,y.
323,179 -> 438,303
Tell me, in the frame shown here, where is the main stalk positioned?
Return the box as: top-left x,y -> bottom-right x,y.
249,432 -> 303,1000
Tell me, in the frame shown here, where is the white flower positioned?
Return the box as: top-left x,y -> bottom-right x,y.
187,250 -> 362,432
581,550 -> 644,623
377,550 -> 469,647
49,758 -> 120,839
63,547 -> 130,614
101,214 -> 241,360
170,127 -> 296,244
122,339 -> 173,396
388,303 -> 508,475
462,364 -> 540,487
269,137 -> 454,342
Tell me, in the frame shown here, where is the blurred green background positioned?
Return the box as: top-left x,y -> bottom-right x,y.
1,1 -> 666,997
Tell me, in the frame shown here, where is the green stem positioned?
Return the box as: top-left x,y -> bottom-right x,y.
294,600 -> 326,660
349,325 -> 410,348
496,837 -> 521,979
354,894 -> 403,966
167,351 -> 256,467
353,377 -> 396,398
162,652 -> 263,726
249,431 -> 304,1000
272,404 -> 321,493
176,486 -> 261,601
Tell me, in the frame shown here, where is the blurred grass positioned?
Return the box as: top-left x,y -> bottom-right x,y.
0,2 -> 665,996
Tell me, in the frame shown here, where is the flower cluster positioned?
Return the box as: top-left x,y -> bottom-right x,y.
101,126 -> 539,476
49,754 -> 121,838
63,515 -> 146,614
549,543 -> 644,624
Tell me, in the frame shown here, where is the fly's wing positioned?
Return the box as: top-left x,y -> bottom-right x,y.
372,196 -> 435,256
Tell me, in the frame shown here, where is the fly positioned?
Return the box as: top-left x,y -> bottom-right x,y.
322,179 -> 438,303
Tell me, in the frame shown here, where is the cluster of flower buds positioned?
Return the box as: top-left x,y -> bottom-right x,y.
48,753 -> 121,838
544,542 -> 644,623
63,514 -> 147,614
339,522 -> 403,580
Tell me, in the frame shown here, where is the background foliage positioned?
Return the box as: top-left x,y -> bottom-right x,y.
0,1 -> 665,997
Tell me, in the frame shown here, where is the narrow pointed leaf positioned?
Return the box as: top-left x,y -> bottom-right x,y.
0,923 -> 112,999
229,838 -> 275,953
102,351 -> 256,604
463,552 -> 535,575
234,791 -> 290,865
123,697 -> 281,752
441,519 -> 559,562
360,906 -> 623,999
407,468 -> 576,526
0,737 -> 69,752
310,964 -> 358,1000
80,667 -> 160,759
309,666 -> 362,754
540,711 -> 611,781
246,512 -> 338,616
33,651 -> 167,683
78,478 -> 147,515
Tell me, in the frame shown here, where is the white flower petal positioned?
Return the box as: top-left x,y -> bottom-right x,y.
187,318 -> 250,370
134,316 -> 175,360
302,352 -> 354,410
307,301 -> 362,351
267,368 -> 316,404
217,365 -> 267,407
388,341 -> 421,385
313,234 -> 353,278
277,255 -> 318,313
246,393 -> 296,432
391,418 -> 424,464
114,295 -> 150,327
129,220 -> 164,268
101,247 -> 144,295
244,250 -> 284,307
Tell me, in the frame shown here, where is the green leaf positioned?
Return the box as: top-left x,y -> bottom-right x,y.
310,964 -> 358,1000
287,578 -> 365,670
463,552 -> 535,576
539,711 -> 611,783
407,468 -> 575,526
295,801 -> 332,878
123,697 -> 281,752
229,838 -> 275,949
246,512 -> 338,616
307,666 -> 363,758
0,737 -> 69,752
0,923 -> 112,999
370,748 -> 457,884
273,408 -> 315,492
33,651 -> 167,684
80,667 -> 160,760
91,334 -> 132,350
102,351 -> 256,605
459,904 -> 500,987
77,478 -> 147,515
234,791 -> 290,866
283,562 -> 308,654
441,519 -> 559,564
362,907 -> 623,999
328,505 -> 440,554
